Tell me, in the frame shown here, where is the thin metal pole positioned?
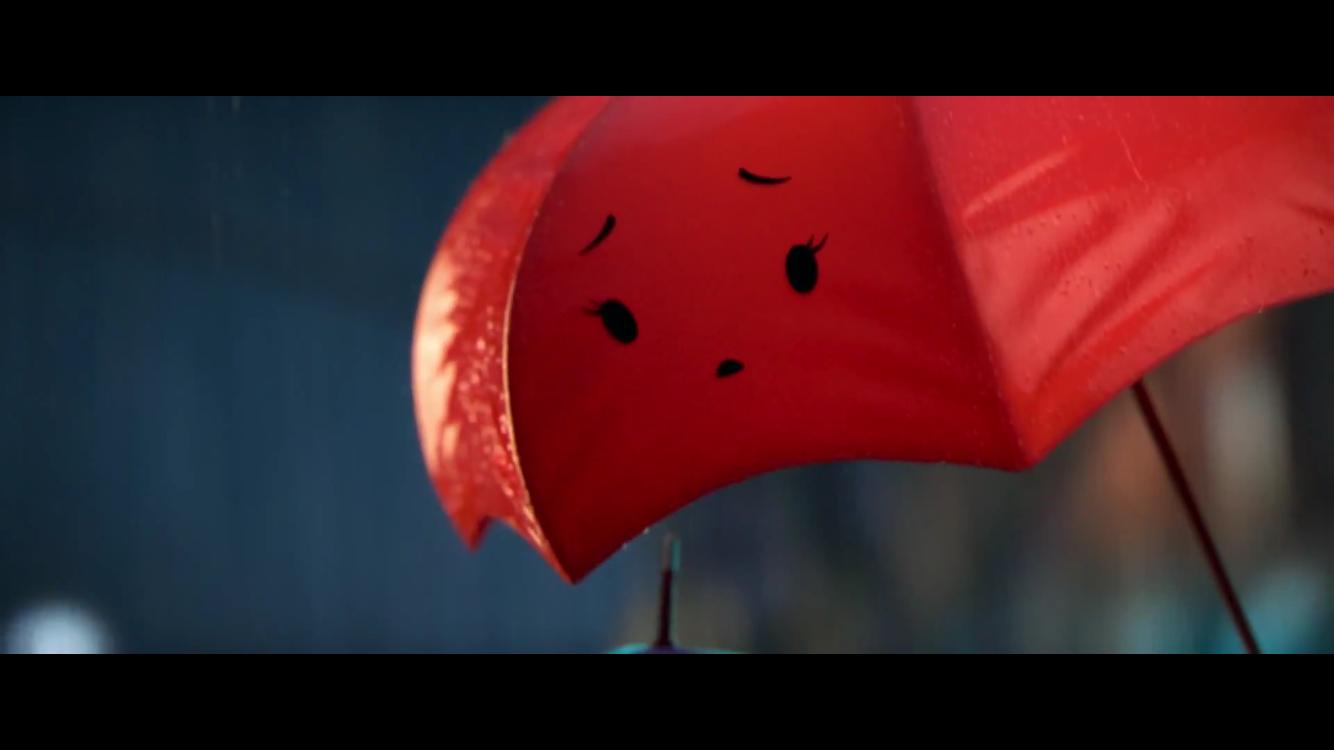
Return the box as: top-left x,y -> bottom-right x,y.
653,534 -> 681,648
1132,379 -> 1261,654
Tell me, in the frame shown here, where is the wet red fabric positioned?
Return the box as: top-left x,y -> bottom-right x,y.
413,96 -> 1334,582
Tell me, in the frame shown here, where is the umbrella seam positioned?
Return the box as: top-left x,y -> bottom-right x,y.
904,97 -> 1029,467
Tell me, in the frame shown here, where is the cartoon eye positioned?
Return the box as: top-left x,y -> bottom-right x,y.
585,299 -> 638,344
785,234 -> 827,294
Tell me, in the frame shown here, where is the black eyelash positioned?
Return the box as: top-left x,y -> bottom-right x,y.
803,234 -> 829,253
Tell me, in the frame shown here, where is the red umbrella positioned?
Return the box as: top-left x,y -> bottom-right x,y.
412,97 -> 1334,651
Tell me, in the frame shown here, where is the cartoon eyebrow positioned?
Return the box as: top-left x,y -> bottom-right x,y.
579,214 -> 617,255
738,168 -> 791,185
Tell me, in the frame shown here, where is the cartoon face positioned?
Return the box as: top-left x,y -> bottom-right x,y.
507,97 -> 1015,579
417,96 -> 1334,582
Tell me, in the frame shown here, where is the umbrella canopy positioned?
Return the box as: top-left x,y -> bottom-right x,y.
412,96 -> 1334,584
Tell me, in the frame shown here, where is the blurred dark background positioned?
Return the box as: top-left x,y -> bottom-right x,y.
2,96 -> 1331,653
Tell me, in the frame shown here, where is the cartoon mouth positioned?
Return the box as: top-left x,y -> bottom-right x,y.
716,359 -> 745,378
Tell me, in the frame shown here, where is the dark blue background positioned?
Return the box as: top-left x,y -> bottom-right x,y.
0,96 -> 653,651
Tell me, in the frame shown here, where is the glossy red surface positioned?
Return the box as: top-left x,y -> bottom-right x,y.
413,96 -> 1334,582
411,96 -> 610,562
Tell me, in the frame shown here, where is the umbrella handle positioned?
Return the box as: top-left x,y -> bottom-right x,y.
1132,379 -> 1261,654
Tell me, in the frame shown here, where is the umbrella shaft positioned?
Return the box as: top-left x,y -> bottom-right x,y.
654,569 -> 675,647
1132,380 -> 1261,655
654,534 -> 681,647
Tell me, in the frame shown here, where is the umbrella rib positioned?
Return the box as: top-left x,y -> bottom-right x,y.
1131,379 -> 1261,654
